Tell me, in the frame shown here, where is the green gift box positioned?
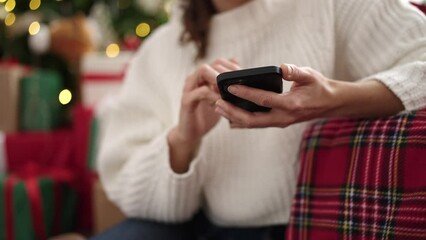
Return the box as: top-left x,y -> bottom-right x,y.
0,169 -> 77,240
19,70 -> 65,131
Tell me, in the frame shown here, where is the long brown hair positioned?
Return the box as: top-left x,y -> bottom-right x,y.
180,0 -> 217,60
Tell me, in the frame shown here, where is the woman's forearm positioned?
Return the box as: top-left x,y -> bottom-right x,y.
330,79 -> 405,119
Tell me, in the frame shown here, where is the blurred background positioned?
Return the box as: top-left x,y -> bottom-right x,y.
0,0 -> 171,239
0,0 -> 425,239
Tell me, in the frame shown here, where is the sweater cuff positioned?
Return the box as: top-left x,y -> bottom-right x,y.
360,62 -> 426,111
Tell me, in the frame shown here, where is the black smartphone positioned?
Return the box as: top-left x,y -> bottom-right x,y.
217,66 -> 283,112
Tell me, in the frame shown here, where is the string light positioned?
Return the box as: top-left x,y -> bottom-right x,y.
0,0 -> 7,3
5,0 -> 16,12
164,1 -> 173,16
59,89 -> 72,105
136,22 -> 150,38
106,43 -> 120,58
4,12 -> 15,26
28,21 -> 41,35
29,0 -> 41,11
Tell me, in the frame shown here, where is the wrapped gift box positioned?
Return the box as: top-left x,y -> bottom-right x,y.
1,129 -> 96,234
19,70 -> 65,131
0,62 -> 28,133
3,130 -> 78,173
80,51 -> 133,107
0,171 -> 78,240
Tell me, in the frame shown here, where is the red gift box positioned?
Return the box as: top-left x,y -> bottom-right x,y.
4,130 -> 78,173
4,127 -> 96,233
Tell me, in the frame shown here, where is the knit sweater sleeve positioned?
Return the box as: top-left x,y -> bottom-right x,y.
334,0 -> 426,110
97,24 -> 204,223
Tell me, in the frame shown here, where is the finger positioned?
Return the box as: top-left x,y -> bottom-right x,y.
226,84 -> 282,108
212,58 -> 241,71
182,72 -> 197,92
229,58 -> 239,65
215,99 -> 254,127
183,86 -> 220,110
216,99 -> 281,128
281,63 -> 314,84
210,64 -> 231,93
215,104 -> 232,120
211,64 -> 231,74
184,64 -> 219,92
230,122 -> 244,129
197,64 -> 220,87
215,99 -> 248,123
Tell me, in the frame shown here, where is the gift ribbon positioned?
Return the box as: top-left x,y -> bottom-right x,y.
0,59 -> 31,73
5,176 -> 18,240
0,59 -> 19,67
4,163 -> 77,240
81,72 -> 125,82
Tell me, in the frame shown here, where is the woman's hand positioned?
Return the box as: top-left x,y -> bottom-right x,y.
168,59 -> 240,173
215,64 -> 404,128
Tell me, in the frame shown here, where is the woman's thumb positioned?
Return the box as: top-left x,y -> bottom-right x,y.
281,64 -> 312,83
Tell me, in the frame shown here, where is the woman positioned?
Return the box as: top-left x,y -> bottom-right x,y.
94,0 -> 426,239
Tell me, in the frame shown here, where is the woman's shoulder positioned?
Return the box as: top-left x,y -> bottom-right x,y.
138,21 -> 182,51
129,20 -> 191,69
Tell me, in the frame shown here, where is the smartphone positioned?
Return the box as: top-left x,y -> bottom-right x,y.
217,66 -> 283,112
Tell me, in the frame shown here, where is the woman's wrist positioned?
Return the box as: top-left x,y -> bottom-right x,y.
330,79 -> 404,118
167,127 -> 201,174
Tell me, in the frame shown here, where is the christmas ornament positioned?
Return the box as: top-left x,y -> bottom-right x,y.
28,23 -> 50,55
49,14 -> 94,63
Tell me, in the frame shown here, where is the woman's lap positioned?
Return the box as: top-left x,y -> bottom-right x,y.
90,212 -> 286,240
90,218 -> 195,240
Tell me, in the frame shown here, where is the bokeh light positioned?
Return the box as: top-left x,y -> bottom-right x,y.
29,0 -> 41,11
28,21 -> 41,35
136,22 -> 150,38
106,43 -> 120,58
4,12 -> 15,26
59,89 -> 72,105
5,0 -> 16,12
164,1 -> 173,16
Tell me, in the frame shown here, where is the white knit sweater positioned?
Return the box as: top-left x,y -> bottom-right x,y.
98,0 -> 426,227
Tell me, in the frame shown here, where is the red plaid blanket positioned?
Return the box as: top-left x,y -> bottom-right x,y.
287,109 -> 426,240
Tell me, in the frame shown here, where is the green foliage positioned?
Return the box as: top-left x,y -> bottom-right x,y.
0,0 -> 168,61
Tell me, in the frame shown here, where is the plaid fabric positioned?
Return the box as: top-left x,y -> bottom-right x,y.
287,108 -> 426,240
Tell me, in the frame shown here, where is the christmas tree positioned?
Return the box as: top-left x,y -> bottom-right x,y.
0,0 -> 170,118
